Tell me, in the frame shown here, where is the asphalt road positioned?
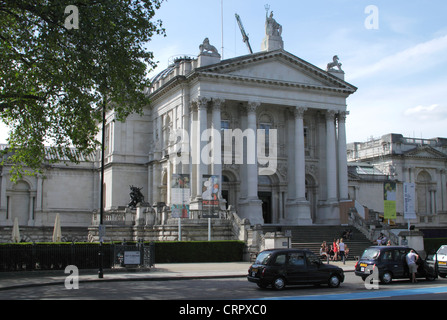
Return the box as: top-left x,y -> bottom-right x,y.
1,273 -> 447,301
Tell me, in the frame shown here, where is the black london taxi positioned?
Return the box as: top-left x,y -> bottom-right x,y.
247,249 -> 344,290
355,246 -> 437,284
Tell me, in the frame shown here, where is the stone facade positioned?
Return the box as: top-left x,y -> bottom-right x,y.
347,134 -> 447,227
0,147 -> 97,229
144,36 -> 357,226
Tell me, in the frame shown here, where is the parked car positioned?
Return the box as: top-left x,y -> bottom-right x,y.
355,246 -> 437,284
428,245 -> 447,278
247,248 -> 344,290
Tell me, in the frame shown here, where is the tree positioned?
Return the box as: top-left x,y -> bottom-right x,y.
0,0 -> 165,180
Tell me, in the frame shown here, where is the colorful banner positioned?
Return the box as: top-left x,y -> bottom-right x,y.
202,175 -> 219,207
384,181 -> 396,220
202,175 -> 220,218
403,182 -> 417,220
171,174 -> 190,218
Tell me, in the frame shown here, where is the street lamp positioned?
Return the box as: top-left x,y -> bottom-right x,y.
98,98 -> 106,279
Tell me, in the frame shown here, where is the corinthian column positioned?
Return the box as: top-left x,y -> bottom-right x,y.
212,98 -> 224,208
197,97 -> 209,198
246,101 -> 259,200
337,111 -> 349,200
294,107 -> 307,201
326,110 -> 337,202
285,106 -> 311,225
238,101 -> 263,225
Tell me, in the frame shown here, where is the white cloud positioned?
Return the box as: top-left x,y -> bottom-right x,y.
404,104 -> 447,121
349,34 -> 447,80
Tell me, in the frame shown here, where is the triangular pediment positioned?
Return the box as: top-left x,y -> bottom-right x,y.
404,145 -> 447,159
194,49 -> 357,94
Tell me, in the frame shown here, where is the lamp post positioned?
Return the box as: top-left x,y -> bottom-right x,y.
98,98 -> 106,279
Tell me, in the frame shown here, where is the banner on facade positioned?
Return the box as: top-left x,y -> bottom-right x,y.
403,182 -> 417,220
384,181 -> 397,220
202,175 -> 219,218
171,174 -> 190,218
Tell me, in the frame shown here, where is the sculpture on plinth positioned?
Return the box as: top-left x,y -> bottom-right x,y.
326,55 -> 343,72
128,185 -> 145,209
199,38 -> 220,57
261,5 -> 284,52
265,10 -> 282,37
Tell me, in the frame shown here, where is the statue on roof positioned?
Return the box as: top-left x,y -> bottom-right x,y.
199,38 -> 220,57
265,9 -> 282,37
326,55 -> 343,72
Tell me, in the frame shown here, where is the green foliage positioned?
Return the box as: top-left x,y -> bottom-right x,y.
0,0 -> 166,181
154,241 -> 246,263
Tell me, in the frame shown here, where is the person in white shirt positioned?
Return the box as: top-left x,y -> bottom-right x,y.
406,249 -> 419,283
338,239 -> 346,264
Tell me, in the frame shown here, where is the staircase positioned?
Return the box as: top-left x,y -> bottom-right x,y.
263,225 -> 373,260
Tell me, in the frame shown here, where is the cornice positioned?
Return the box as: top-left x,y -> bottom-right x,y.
148,49 -> 358,103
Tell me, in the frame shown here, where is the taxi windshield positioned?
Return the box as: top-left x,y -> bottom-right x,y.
255,251 -> 272,265
361,248 -> 381,260
438,246 -> 447,255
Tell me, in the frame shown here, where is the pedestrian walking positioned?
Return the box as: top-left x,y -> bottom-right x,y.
333,239 -> 339,261
339,238 -> 346,264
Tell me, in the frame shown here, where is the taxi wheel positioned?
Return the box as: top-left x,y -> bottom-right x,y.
328,275 -> 341,288
380,271 -> 393,284
272,277 -> 286,290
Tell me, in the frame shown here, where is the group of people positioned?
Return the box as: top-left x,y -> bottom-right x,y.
374,233 -> 392,246
320,239 -> 349,263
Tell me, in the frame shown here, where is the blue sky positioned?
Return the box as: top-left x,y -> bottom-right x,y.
1,0 -> 446,144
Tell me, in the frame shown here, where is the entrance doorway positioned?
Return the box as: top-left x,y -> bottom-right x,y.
258,191 -> 272,224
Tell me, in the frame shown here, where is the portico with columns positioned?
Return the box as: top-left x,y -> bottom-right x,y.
146,38 -> 357,226
142,9 -> 357,226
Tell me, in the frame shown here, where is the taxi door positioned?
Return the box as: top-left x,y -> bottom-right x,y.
286,252 -> 307,284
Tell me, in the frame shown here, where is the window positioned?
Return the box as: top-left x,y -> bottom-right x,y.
221,120 -> 230,131
259,123 -> 271,156
221,120 -> 230,152
255,251 -> 272,265
382,250 -> 393,262
272,254 -> 287,266
288,253 -> 305,266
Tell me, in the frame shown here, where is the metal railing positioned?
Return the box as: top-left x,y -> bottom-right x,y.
0,242 -> 154,272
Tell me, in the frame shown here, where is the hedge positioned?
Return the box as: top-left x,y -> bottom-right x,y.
153,241 -> 245,263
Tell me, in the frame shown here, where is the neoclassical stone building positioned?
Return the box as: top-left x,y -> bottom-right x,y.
347,134 -> 447,228
142,20 -> 357,226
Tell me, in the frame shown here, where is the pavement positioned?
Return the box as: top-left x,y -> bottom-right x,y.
0,260 -> 357,291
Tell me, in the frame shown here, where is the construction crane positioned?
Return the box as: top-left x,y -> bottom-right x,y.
235,13 -> 253,54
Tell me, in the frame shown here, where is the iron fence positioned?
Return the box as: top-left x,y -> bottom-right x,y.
0,242 -> 154,272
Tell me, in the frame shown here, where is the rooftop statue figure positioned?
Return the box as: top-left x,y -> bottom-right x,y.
199,38 -> 220,56
265,11 -> 282,37
326,55 -> 343,72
